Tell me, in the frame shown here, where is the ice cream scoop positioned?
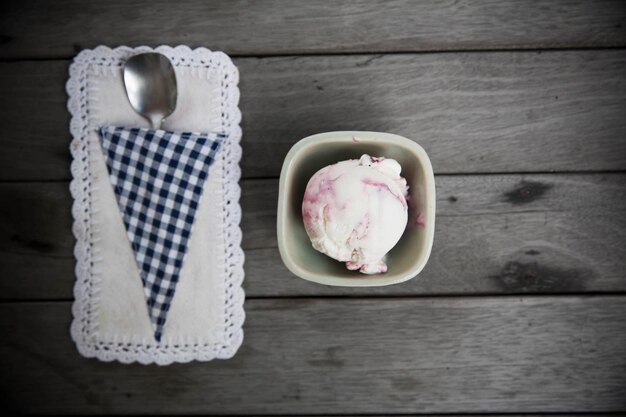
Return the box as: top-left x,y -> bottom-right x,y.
302,154 -> 408,274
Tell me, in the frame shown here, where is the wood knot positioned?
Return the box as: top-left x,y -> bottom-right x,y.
502,180 -> 552,205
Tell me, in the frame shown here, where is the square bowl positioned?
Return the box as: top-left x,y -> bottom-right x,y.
277,131 -> 436,287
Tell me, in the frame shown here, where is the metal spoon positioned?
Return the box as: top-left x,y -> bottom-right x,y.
123,52 -> 177,129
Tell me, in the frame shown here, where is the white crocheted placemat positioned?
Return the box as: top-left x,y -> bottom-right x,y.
67,46 -> 245,365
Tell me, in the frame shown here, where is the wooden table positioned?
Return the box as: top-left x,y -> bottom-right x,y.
1,1 -> 626,414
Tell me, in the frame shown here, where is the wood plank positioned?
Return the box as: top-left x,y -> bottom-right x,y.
2,174 -> 625,299
1,0 -> 626,59
1,297 -> 625,414
2,50 -> 626,181
240,51 -> 626,177
0,61 -> 72,181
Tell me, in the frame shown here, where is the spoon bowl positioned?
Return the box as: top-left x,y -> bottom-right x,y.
123,52 -> 177,129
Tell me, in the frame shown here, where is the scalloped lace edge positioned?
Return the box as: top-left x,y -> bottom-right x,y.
67,45 -> 245,365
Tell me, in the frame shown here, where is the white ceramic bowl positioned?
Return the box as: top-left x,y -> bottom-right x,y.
277,131 -> 435,287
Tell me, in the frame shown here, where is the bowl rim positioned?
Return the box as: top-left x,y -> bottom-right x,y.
277,131 -> 436,287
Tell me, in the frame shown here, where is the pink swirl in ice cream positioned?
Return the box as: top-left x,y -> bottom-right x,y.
302,154 -> 408,274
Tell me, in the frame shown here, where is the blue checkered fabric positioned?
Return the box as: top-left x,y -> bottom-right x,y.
99,126 -> 225,342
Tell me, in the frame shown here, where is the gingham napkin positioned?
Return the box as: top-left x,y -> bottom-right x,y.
99,126 -> 225,341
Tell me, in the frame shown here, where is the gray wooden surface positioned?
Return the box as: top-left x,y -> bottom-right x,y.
1,0 -> 625,415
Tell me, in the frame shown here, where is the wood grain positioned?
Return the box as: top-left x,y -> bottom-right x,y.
2,174 -> 625,299
1,297 -> 625,414
239,51 -> 626,177
2,50 -> 626,181
1,0 -> 625,59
